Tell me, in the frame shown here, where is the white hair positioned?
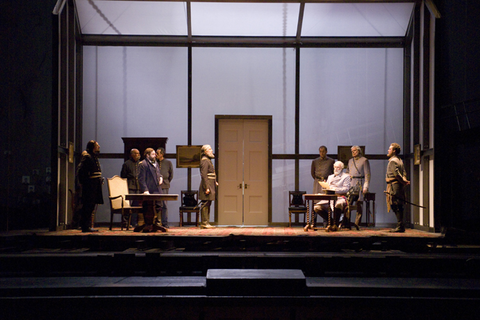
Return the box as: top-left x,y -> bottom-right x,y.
351,145 -> 363,156
334,161 -> 344,169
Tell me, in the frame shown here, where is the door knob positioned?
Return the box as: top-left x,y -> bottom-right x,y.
244,184 -> 248,189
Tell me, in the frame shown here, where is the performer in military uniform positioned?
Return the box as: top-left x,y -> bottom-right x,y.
121,148 -> 141,195
311,146 -> 335,194
345,145 -> 371,229
198,144 -> 217,229
75,140 -> 103,232
120,148 -> 141,227
386,143 -> 410,233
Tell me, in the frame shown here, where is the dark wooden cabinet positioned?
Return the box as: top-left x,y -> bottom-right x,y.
122,137 -> 168,161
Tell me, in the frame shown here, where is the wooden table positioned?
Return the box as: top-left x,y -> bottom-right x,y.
126,194 -> 178,232
303,193 -> 338,231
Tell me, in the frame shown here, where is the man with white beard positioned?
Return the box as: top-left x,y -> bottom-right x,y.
313,161 -> 351,232
198,145 -> 218,229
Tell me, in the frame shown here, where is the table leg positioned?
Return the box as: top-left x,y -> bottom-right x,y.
134,200 -> 166,233
325,198 -> 337,232
365,200 -> 370,227
304,200 -> 311,231
372,200 -> 376,227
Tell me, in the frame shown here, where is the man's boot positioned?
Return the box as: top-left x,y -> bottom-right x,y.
354,201 -> 363,230
153,212 -> 167,232
339,207 -> 351,230
331,208 -> 343,231
390,206 -> 405,233
200,206 -> 213,229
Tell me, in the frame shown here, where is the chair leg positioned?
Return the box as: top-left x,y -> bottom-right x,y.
179,212 -> 183,227
110,214 -> 113,231
127,212 -> 132,231
289,212 -> 292,227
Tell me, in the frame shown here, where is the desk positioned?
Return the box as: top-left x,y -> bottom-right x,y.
126,194 -> 178,232
303,194 -> 338,232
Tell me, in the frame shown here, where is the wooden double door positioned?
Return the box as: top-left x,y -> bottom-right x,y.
216,116 -> 271,226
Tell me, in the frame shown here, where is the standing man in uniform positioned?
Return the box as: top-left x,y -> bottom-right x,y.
198,144 -> 217,229
386,143 -> 410,233
156,147 -> 174,228
311,146 -> 335,194
75,140 -> 103,233
346,145 -> 371,229
121,148 -> 141,227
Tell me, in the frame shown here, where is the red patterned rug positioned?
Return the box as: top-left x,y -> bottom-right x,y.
37,226 -> 441,238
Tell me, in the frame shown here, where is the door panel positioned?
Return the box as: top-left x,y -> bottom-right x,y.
244,121 -> 268,225
218,120 -> 244,225
218,118 -> 269,226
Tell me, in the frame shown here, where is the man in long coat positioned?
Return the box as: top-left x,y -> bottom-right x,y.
346,145 -> 371,229
311,145 -> 335,194
76,140 -> 103,232
386,143 -> 410,233
198,144 -> 217,229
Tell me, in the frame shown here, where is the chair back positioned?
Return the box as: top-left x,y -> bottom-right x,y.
181,190 -> 199,208
107,175 -> 130,210
289,191 -> 306,207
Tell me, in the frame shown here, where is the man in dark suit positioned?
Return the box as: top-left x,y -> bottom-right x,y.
137,148 -> 166,232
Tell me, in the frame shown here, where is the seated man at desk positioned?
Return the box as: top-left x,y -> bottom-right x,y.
313,161 -> 351,231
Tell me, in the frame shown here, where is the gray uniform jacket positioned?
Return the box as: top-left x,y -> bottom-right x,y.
311,156 -> 335,194
199,156 -> 217,201
347,156 -> 371,201
158,159 -> 174,190
386,155 -> 407,207
120,158 -> 140,192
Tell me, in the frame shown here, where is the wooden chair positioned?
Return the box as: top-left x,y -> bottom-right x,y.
345,195 -> 359,230
288,191 -> 307,227
345,192 -> 376,228
107,175 -> 142,231
179,190 -> 200,227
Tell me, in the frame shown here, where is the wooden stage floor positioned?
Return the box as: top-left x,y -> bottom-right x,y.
32,225 -> 442,238
0,225 -> 448,255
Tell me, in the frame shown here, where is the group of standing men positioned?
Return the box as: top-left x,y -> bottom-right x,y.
119,144 -> 216,230
74,139 -> 408,232
120,147 -> 174,231
311,143 -> 409,232
74,141 -> 217,232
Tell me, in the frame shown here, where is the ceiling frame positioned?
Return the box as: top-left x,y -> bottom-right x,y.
81,35 -> 405,48
76,0 -> 417,48
99,0 -> 420,3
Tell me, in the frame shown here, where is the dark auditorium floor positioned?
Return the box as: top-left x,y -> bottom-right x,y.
1,226 -> 480,319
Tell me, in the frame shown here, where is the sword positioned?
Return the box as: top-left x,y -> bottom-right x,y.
384,191 -> 426,209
